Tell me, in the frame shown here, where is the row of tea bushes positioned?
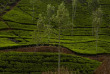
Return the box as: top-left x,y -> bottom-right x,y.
0,52 -> 101,74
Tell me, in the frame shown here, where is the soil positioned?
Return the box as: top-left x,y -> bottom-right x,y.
0,46 -> 109,62
94,57 -> 110,74
1,45 -> 109,73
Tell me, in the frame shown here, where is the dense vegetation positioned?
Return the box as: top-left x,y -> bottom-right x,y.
0,0 -> 20,16
0,0 -> 110,54
0,0 -> 109,73
0,52 -> 100,74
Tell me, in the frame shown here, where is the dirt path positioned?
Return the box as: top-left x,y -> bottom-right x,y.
0,46 -> 109,62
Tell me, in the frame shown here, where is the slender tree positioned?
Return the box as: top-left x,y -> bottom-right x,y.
71,0 -> 77,35
92,7 -> 102,52
30,0 -> 37,23
46,4 -> 55,44
89,0 -> 99,35
55,2 -> 70,74
33,14 -> 45,49
33,4 -> 55,46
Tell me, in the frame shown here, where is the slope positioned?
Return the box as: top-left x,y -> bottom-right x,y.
0,0 -> 110,54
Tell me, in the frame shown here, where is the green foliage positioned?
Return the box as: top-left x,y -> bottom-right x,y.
0,38 -> 18,47
0,21 -> 8,29
46,4 -> 55,20
0,52 -> 101,74
3,10 -> 33,24
55,2 -> 70,28
33,14 -> 46,45
92,7 -> 102,35
0,0 -> 110,54
0,0 -> 19,14
30,0 -> 37,4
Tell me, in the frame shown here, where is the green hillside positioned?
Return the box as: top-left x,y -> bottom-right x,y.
0,52 -> 100,74
0,0 -> 110,54
0,0 -> 110,74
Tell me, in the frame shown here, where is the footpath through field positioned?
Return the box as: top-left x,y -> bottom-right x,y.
0,46 -> 109,62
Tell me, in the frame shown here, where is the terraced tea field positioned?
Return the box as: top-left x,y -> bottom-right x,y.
0,0 -> 110,74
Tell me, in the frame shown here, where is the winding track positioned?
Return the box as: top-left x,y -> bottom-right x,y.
0,46 -> 109,62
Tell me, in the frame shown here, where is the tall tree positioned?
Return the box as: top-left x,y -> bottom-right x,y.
46,4 -> 55,44
55,2 -> 70,74
30,0 -> 37,23
33,14 -> 45,47
92,7 -> 102,52
71,0 -> 77,35
88,0 -> 100,11
33,4 -> 55,46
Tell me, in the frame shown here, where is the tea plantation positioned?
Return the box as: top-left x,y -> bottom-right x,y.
0,0 -> 110,74
0,0 -> 110,54
0,52 -> 100,74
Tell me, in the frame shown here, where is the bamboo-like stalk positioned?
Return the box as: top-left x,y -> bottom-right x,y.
30,0 -> 36,23
46,4 -> 55,44
56,2 -> 70,74
92,7 -> 102,53
71,0 -> 77,36
58,27 -> 61,74
32,4 -> 34,23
